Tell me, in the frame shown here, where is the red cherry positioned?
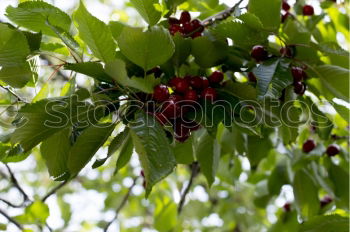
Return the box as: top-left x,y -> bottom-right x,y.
201,77 -> 209,89
189,76 -> 203,89
281,12 -> 291,23
201,87 -> 217,101
209,71 -> 224,84
303,5 -> 314,16
294,82 -> 306,95
251,45 -> 268,62
154,112 -> 169,126
184,89 -> 198,103
291,67 -> 306,82
282,1 -> 290,11
326,144 -> 340,156
320,196 -> 333,207
191,31 -> 202,39
180,11 -> 191,24
169,94 -> 184,102
162,99 -> 182,119
153,84 -> 169,102
169,77 -> 189,93
303,139 -> 316,153
283,203 -> 291,212
169,24 -> 182,35
174,121 -> 191,142
191,19 -> 204,32
280,45 -> 296,58
168,17 -> 180,25
182,22 -> 193,34
248,72 -> 257,83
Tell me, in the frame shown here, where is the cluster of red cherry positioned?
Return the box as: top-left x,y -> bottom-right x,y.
303,139 -> 340,157
281,0 -> 315,22
291,66 -> 307,95
151,71 -> 224,142
168,11 -> 204,39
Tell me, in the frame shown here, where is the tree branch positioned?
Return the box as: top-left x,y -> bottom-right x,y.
0,198 -> 24,208
4,164 -> 30,203
203,0 -> 245,27
178,162 -> 200,214
103,177 -> 138,232
42,180 -> 69,202
0,209 -> 23,230
0,85 -> 28,103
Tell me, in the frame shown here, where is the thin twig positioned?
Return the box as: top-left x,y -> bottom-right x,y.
202,0 -> 245,27
178,162 -> 200,214
0,209 -> 23,230
42,180 -> 69,202
4,164 -> 30,202
103,177 -> 138,232
0,85 -> 27,103
0,198 -> 24,208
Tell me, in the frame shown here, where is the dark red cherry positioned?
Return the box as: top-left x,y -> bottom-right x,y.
320,196 -> 333,207
174,121 -> 191,142
294,82 -> 306,95
326,144 -> 340,157
189,76 -> 203,89
169,77 -> 189,93
162,99 -> 182,119
154,112 -> 169,126
291,67 -> 306,82
248,72 -> 257,83
282,1 -> 290,11
280,45 -> 296,58
251,45 -> 268,62
184,89 -> 198,103
209,71 -> 224,84
201,87 -> 217,101
169,24 -> 182,35
153,84 -> 169,102
201,77 -> 210,89
302,139 -> 316,153
303,5 -> 314,16
191,19 -> 204,32
191,31 -> 202,39
182,22 -> 193,34
168,17 -> 180,25
180,11 -> 191,24
281,12 -> 291,23
283,203 -> 291,212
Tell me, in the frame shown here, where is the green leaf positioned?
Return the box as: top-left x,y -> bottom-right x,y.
299,214 -> 349,232
64,62 -> 113,83
213,19 -> 268,49
40,128 -> 71,180
130,112 -> 176,196
268,162 -> 289,195
16,201 -> 49,225
315,65 -> 349,101
73,2 -> 116,62
195,131 -> 220,187
253,59 -> 280,100
329,163 -> 349,209
115,134 -> 134,174
92,127 -> 130,169
171,33 -> 192,67
0,63 -> 33,88
0,23 -> 30,67
246,135 -> 273,167
173,137 -> 194,165
6,1 -> 71,37
23,31 -> 42,52
11,95 -> 95,152
293,170 -> 320,219
117,26 -> 175,70
68,123 -> 116,175
154,198 -> 177,231
248,0 -> 281,31
222,81 -> 257,100
130,0 -> 162,26
105,59 -> 160,93
109,21 -> 127,40
191,36 -> 228,68
283,20 -> 311,44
